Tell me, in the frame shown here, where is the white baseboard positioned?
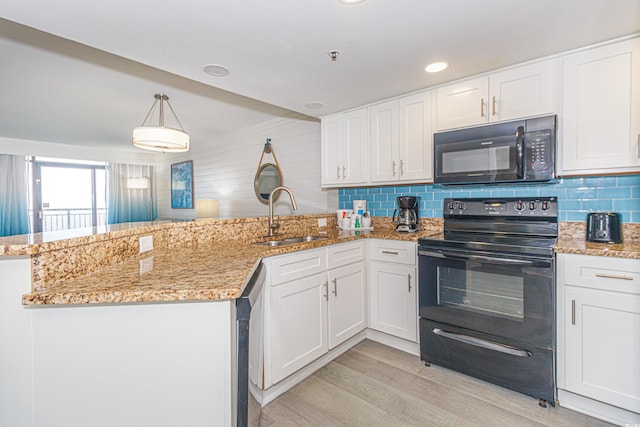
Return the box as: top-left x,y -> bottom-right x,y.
557,389 -> 640,426
364,329 -> 420,356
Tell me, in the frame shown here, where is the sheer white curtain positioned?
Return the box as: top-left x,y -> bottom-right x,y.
0,154 -> 29,236
106,163 -> 157,224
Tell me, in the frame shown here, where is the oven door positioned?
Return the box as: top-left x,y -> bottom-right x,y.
418,246 -> 554,348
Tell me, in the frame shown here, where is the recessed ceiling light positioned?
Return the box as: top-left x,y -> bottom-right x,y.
338,0 -> 365,4
425,62 -> 448,73
203,64 -> 230,77
305,102 -> 323,110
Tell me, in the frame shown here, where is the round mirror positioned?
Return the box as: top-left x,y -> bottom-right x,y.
254,163 -> 283,204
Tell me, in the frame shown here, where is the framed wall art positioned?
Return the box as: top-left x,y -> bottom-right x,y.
171,160 -> 194,209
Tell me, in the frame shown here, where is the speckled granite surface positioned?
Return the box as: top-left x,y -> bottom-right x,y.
8,215 -> 442,305
3,215 -> 637,306
555,222 -> 640,259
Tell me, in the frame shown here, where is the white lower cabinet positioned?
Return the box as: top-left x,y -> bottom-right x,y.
557,254 -> 640,424
270,271 -> 328,384
328,261 -> 367,349
368,239 -> 418,342
265,242 -> 366,387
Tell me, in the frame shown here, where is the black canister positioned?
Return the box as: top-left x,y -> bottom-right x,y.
586,212 -> 623,244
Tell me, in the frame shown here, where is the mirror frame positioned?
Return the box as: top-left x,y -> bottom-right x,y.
254,162 -> 283,204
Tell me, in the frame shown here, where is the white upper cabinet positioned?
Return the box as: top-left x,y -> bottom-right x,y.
560,38 -> 640,175
489,60 -> 555,122
370,91 -> 433,183
436,76 -> 488,130
321,108 -> 369,187
370,100 -> 399,182
436,59 -> 556,131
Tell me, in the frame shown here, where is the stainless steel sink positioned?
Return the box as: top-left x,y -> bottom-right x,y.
255,236 -> 328,246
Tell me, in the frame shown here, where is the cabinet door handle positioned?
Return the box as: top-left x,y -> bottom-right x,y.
400,159 -> 405,176
571,299 -> 576,325
336,166 -> 341,180
491,96 -> 497,116
392,160 -> 397,176
480,98 -> 485,118
408,273 -> 412,292
595,273 -> 633,281
382,250 -> 399,255
323,281 -> 329,301
342,166 -> 346,180
332,278 -> 338,297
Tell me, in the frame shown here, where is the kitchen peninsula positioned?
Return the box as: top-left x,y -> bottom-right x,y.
1,215 -> 639,427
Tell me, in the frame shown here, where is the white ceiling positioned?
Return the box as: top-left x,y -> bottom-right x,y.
1,0 -> 640,151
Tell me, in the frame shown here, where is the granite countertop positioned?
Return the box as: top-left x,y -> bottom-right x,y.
21,227 -> 440,306
554,236 -> 640,259
11,218 -> 640,306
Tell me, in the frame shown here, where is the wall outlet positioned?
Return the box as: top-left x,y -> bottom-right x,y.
317,218 -> 327,227
139,236 -> 153,253
139,257 -> 153,274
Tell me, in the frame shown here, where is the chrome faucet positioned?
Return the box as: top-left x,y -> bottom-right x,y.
268,186 -> 297,236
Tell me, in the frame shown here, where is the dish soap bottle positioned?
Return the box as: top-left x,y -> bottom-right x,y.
354,215 -> 360,229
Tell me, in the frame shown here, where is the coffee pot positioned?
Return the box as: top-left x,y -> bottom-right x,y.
393,196 -> 421,232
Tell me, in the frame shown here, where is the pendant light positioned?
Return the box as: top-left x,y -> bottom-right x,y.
132,94 -> 190,153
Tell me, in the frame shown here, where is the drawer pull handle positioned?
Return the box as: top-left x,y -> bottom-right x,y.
571,299 -> 576,325
595,273 -> 633,281
382,250 -> 399,255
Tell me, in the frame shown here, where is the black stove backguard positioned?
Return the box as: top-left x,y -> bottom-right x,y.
418,197 -> 557,406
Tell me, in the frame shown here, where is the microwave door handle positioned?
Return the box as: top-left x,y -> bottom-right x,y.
516,126 -> 525,179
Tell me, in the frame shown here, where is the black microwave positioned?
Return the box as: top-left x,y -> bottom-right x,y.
433,115 -> 556,185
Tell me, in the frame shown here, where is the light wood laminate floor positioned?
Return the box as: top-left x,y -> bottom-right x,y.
260,340 -> 612,426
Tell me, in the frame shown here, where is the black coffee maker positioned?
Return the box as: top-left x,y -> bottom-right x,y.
393,196 -> 421,232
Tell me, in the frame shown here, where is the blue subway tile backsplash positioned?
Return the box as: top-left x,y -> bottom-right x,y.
338,175 -> 640,223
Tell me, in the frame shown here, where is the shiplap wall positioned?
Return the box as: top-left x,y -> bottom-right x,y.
157,113 -> 336,220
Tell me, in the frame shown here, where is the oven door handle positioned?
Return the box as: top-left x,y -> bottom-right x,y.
418,249 -> 542,266
432,328 -> 532,358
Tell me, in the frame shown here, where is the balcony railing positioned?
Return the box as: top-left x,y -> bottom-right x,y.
30,208 -> 107,232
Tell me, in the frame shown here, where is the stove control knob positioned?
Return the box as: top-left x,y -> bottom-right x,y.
460,202 -> 467,211
541,201 -> 550,211
514,201 -> 525,211
447,201 -> 455,210
529,201 -> 537,210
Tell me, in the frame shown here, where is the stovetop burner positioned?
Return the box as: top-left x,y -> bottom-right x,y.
419,197 -> 558,257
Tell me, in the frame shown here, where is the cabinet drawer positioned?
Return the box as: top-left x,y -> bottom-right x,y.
368,239 -> 416,265
268,248 -> 327,285
327,241 -> 365,269
560,254 -> 640,294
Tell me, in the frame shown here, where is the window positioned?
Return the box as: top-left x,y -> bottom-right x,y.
29,157 -> 107,233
